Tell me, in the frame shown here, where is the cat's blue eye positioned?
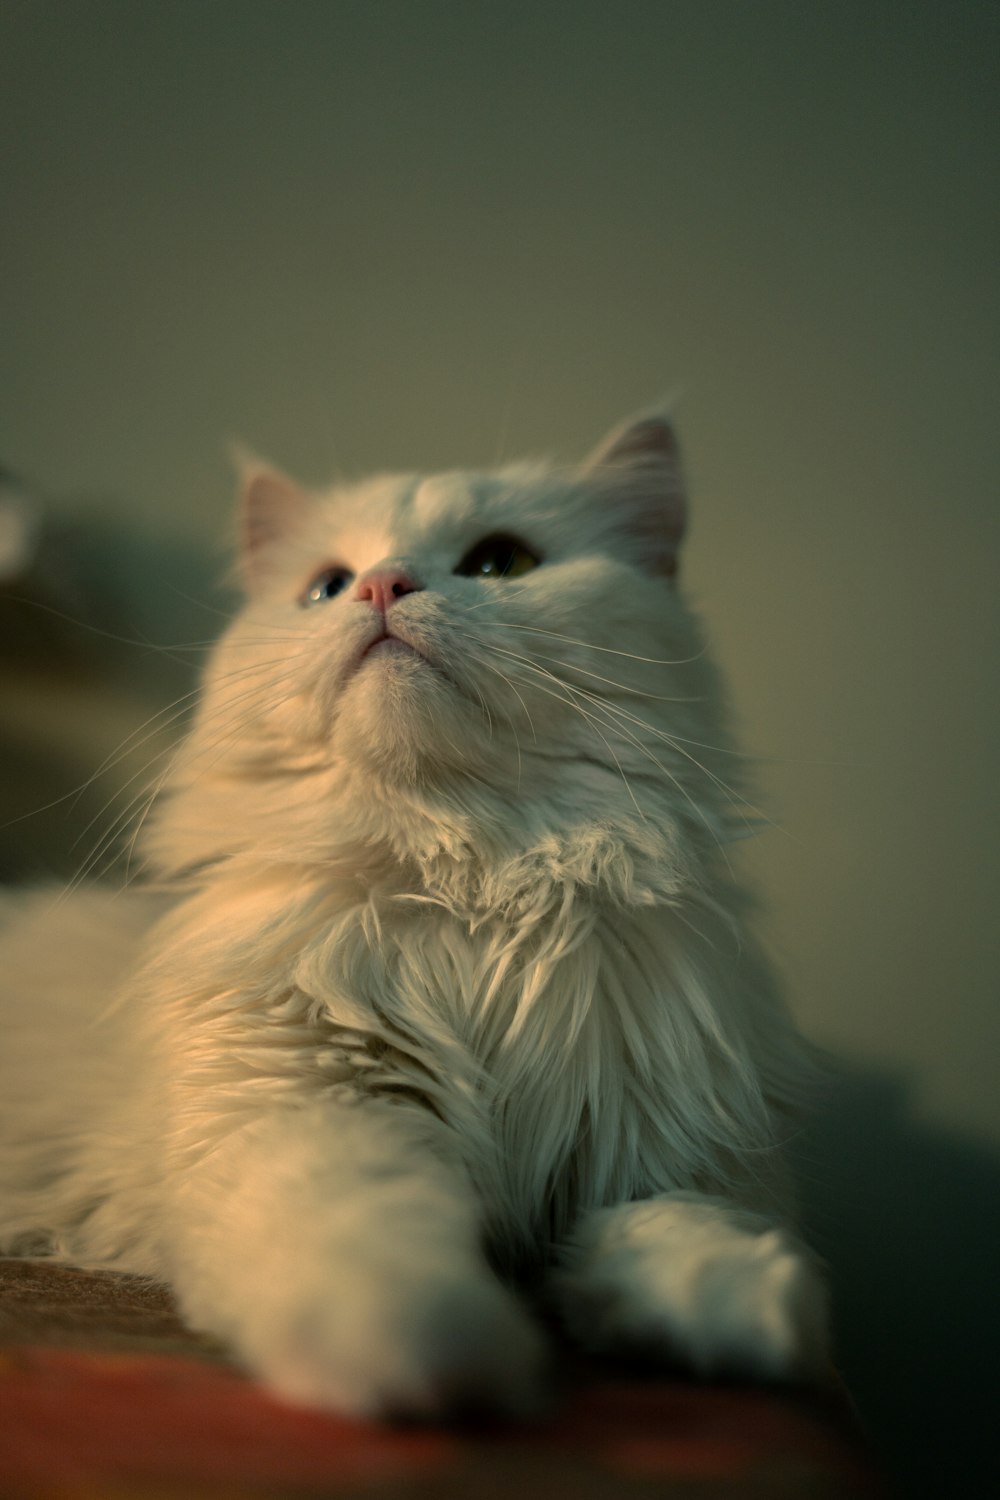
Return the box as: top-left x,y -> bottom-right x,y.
300,566 -> 354,606
455,534 -> 540,580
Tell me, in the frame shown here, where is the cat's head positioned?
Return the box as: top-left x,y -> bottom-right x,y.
152,413 -> 736,888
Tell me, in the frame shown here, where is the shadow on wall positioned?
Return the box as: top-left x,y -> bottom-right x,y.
794,1066 -> 1000,1499
0,493 -> 233,884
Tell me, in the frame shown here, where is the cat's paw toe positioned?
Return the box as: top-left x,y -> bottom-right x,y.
254,1272 -> 549,1421
556,1198 -> 829,1384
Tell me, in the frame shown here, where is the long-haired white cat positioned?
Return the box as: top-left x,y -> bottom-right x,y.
0,413 -> 828,1416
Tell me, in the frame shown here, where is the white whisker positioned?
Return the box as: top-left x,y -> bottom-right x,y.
490,621 -> 707,666
469,638 -> 647,820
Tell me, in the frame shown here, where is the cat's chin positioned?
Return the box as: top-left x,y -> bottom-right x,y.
333,660 -> 483,789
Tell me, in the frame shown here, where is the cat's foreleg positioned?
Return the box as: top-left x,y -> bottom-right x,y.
164,1097 -> 546,1417
553,1192 -> 829,1383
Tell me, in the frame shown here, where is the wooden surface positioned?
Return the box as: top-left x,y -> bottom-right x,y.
0,1258 -> 884,1499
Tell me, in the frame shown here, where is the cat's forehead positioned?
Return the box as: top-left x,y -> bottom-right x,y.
317,465 -> 565,555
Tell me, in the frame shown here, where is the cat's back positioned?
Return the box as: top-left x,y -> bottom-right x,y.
0,885 -> 166,1151
0,884 -> 163,1016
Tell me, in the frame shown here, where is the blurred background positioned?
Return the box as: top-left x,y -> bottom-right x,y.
1,1 -> 997,1492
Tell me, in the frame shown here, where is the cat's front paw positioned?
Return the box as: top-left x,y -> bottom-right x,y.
555,1194 -> 829,1384
237,1261 -> 548,1421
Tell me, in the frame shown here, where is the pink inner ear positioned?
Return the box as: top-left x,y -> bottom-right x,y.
242,469 -> 305,552
585,413 -> 687,575
624,489 -> 686,577
235,463 -> 314,586
593,415 -> 678,470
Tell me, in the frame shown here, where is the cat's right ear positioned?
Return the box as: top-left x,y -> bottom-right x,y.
232,448 -> 313,591
583,412 -> 686,579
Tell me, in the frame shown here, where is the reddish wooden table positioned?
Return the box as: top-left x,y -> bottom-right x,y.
0,1259 -> 883,1499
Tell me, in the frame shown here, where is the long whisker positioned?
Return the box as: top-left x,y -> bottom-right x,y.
523,649 -> 705,703
570,688 -> 784,841
475,639 -> 740,855
471,658 -> 526,788
65,654 -> 309,855
0,680 -> 204,836
67,682 -> 305,894
458,584 -> 534,614
469,640 -> 646,820
61,663 -> 310,892
467,614 -> 780,846
162,585 -> 313,640
490,621 -> 707,666
67,689 -> 203,812
1,594 -> 211,667
2,590 -> 319,665
119,668 -> 313,888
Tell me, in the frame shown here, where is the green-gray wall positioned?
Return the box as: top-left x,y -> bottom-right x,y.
2,4 -> 997,1492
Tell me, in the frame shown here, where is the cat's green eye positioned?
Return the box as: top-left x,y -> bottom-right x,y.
455,534 -> 540,581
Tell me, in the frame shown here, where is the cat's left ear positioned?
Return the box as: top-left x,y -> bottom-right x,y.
233,449 -> 313,590
583,413 -> 686,578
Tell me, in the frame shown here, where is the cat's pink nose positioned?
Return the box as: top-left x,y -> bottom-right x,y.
354,565 -> 422,614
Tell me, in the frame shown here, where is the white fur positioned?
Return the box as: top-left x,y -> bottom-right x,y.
0,416 -> 828,1412
554,1193 -> 829,1381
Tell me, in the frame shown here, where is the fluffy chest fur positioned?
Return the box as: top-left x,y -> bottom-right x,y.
144,840 -> 789,1276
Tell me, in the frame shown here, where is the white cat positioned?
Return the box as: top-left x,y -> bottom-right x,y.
0,413 -> 828,1416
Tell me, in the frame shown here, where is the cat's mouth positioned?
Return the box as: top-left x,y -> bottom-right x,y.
361,629 -> 425,664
